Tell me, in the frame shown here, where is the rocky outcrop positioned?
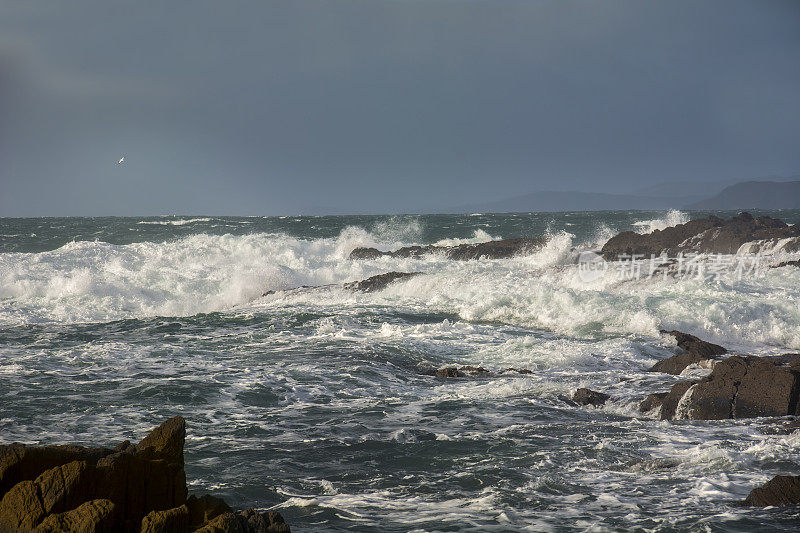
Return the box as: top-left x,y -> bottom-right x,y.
773,259 -> 800,269
571,388 -> 610,407
649,330 -> 727,375
739,475 -> 800,507
601,212 -> 800,260
343,272 -> 421,292
639,381 -> 697,420
0,417 -> 290,533
641,355 -> 800,420
349,238 -> 546,261
432,366 -> 531,378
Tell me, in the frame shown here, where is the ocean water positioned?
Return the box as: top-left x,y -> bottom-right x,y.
2,210 -> 800,532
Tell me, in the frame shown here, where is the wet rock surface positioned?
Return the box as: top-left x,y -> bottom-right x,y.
739,475 -> 800,507
349,238 -> 546,261
601,212 -> 800,260
343,271 -> 421,292
571,388 -> 610,407
649,330 -> 727,375
0,417 -> 290,533
641,355 -> 800,421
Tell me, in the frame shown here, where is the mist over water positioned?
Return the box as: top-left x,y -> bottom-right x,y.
2,210 -> 800,531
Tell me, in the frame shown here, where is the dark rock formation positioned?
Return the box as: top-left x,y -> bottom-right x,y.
349,238 -> 546,261
639,381 -> 698,420
773,259 -> 800,269
739,475 -> 800,507
0,417 -> 290,533
601,212 -> 800,260
343,272 -> 421,292
642,355 -> 800,421
432,365 -> 519,378
649,330 -> 727,375
435,367 -> 463,378
572,388 -> 610,407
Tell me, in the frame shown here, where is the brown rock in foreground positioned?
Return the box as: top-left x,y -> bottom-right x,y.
641,355 -> 800,421
739,475 -> 800,507
649,330 -> 727,375
349,238 -> 546,261
0,417 -> 290,533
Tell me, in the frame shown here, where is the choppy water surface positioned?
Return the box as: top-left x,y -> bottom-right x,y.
2,210 -> 800,532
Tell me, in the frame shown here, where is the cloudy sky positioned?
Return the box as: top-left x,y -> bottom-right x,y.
1,1 -> 799,216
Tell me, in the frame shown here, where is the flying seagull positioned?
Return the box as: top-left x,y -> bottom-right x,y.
117,156 -> 125,165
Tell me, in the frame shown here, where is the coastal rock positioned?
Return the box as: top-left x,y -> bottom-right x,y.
643,355 -> 800,420
773,259 -> 800,269
739,475 -> 800,507
349,238 -> 546,261
435,367 -> 463,378
36,499 -> 116,532
572,388 -> 610,407
195,509 -> 289,533
639,381 -> 698,420
0,417 -> 290,533
649,330 -> 727,375
343,272 -> 421,292
601,212 -> 800,260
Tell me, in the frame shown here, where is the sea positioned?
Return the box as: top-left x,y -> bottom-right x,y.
1,209 -> 800,532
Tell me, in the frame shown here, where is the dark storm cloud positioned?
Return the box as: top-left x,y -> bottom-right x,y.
1,0 -> 799,215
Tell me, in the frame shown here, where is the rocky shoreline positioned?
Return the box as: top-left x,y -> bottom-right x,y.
0,417 -> 290,533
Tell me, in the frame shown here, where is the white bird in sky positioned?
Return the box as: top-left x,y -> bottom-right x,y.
117,156 -> 125,165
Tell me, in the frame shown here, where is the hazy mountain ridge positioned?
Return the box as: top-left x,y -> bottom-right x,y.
447,176 -> 800,214
687,180 -> 800,210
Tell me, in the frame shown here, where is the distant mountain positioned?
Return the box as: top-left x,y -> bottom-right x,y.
686,180 -> 800,210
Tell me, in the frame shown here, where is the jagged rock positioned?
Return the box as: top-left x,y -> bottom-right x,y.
773,259 -> 800,269
501,368 -> 533,375
435,367 -> 463,378
458,365 -> 491,376
0,460 -> 93,531
643,355 -> 800,420
343,272 -> 420,292
136,415 -> 186,465
739,475 -> 800,506
195,509 -> 289,533
0,443 -> 114,497
649,330 -> 727,374
186,494 -> 232,526
639,381 -> 699,420
36,499 -> 116,533
140,504 -> 189,533
349,238 -> 546,261
572,388 -> 610,407
601,212 -> 800,260
0,417 -> 290,533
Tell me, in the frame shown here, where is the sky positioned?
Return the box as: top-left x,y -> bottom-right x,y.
1,0 -> 799,216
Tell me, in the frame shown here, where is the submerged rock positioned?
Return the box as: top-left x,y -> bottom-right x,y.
601,212 -> 800,260
0,417 -> 290,533
343,271 -> 421,292
739,475 -> 800,507
641,355 -> 800,421
572,388 -> 610,407
649,330 -> 727,375
349,238 -> 546,261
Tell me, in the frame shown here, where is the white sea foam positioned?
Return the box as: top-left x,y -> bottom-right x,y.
137,217 -> 213,226
2,223 -> 799,350
632,209 -> 689,234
